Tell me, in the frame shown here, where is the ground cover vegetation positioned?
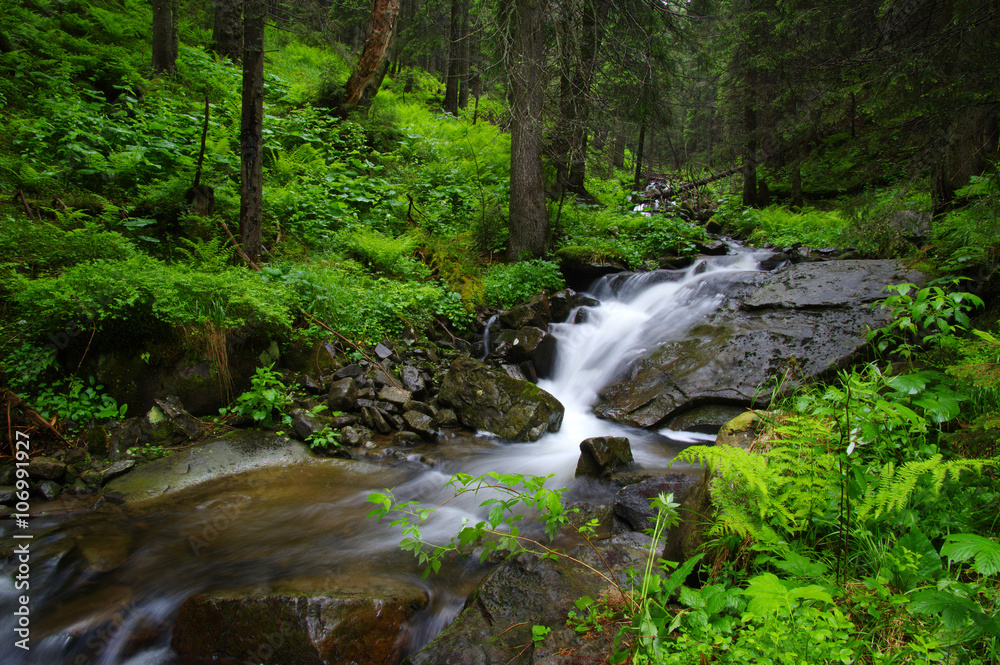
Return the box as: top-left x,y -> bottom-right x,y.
0,0 -> 998,662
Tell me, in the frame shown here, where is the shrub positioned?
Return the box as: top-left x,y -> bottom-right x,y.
482,259 -> 565,308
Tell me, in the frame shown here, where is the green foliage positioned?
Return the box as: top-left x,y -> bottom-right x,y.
224,364 -> 290,428
261,261 -> 471,343
8,255 -> 294,337
366,472 -> 597,580
482,260 -> 565,309
721,200 -> 850,248
34,376 -> 127,432
868,281 -> 984,360
307,426 -> 342,451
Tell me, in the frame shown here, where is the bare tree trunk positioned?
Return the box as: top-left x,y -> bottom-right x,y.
506,0 -> 549,261
212,0 -> 243,62
152,0 -> 175,73
240,0 -> 265,265
790,135 -> 803,209
458,0 -> 471,109
171,0 -> 179,62
443,0 -> 463,114
343,0 -> 401,111
742,102 -> 758,207
633,120 -> 646,191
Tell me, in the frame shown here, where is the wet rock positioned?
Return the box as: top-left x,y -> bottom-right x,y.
613,474 -> 701,534
362,406 -> 392,434
595,259 -> 929,428
664,405 -> 748,433
743,259 -> 926,310
290,409 -> 327,441
374,342 -> 395,360
438,358 -> 564,441
407,542 -> 646,665
101,460 -> 136,484
340,426 -> 363,446
436,409 -> 458,428
499,292 -> 551,329
498,327 -> 558,379
171,576 -> 429,665
37,480 -> 62,500
757,251 -> 791,271
333,364 -> 364,380
326,378 -> 358,412
329,414 -> 357,428
0,486 -> 16,504
402,400 -> 435,417
548,289 -> 580,324
378,385 -> 412,405
392,431 -> 422,447
295,374 -> 324,394
401,365 -> 426,396
697,239 -> 730,256
28,456 -> 67,481
403,411 -> 437,439
105,431 -> 312,504
575,437 -> 633,479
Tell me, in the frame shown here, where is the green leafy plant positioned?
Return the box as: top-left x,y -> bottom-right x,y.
307,426 -> 342,451
868,281 -> 984,360
224,364 -> 291,428
34,376 -> 127,431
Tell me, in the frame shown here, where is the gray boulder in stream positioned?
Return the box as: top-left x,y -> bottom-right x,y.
438,357 -> 564,441
594,259 -> 928,427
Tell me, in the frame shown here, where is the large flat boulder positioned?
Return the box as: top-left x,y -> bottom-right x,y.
437,358 -> 564,441
104,431 -> 313,504
594,259 -> 927,428
171,576 -> 429,665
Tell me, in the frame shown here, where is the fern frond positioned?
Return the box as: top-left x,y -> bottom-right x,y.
856,456 -> 998,523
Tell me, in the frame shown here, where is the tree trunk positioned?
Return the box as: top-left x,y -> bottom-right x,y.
212,0 -> 243,62
343,0 -> 401,111
742,102 -> 758,207
152,0 -> 175,73
170,0 -> 179,63
506,0 -> 549,261
240,0 -> 265,265
790,135 -> 803,209
443,0 -> 463,115
633,121 -> 646,191
458,0 -> 471,109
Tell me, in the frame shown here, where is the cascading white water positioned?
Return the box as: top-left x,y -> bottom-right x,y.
454,248 -> 767,483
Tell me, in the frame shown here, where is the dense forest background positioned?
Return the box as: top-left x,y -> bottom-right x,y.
1,0 -> 999,662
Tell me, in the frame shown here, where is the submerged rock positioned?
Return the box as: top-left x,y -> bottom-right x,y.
594,259 -> 928,427
171,576 -> 429,665
438,358 -> 564,441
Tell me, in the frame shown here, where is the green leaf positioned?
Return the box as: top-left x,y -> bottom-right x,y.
941,534 -> 1000,576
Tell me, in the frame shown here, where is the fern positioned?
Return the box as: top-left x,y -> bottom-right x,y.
855,456 -> 998,523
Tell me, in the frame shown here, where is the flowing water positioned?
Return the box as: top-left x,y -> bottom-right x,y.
0,248 -> 768,665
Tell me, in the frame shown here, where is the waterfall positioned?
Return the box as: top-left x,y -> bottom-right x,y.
463,248 -> 766,483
